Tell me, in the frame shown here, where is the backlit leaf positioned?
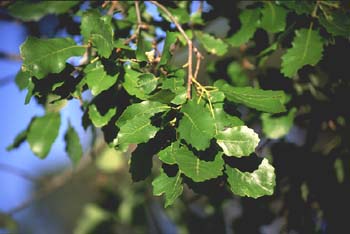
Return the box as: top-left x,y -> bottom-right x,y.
64,122 -> 83,166
27,113 -> 61,158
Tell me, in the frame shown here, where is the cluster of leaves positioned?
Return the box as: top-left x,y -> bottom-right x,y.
5,0 -> 350,208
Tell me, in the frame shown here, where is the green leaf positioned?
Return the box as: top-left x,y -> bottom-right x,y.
281,28 -> 324,78
227,9 -> 260,47
212,102 -> 244,134
319,12 -> 350,37
196,32 -> 228,56
8,1 -> 78,21
159,7 -> 190,25
216,126 -> 259,157
159,31 -> 178,66
15,70 -> 29,91
84,62 -> 118,96
157,141 -> 180,165
88,104 -> 116,128
116,116 -> 159,149
260,3 -> 288,33
25,78 -> 35,104
226,158 -> 276,198
175,147 -> 224,182
20,37 -> 85,79
123,67 -> 149,100
261,108 -> 296,139
64,122 -> 83,166
81,10 -> 114,58
178,100 -> 215,150
221,84 -> 286,113
0,213 -> 18,233
227,62 -> 249,87
280,1 -> 313,15
6,129 -> 28,151
152,170 -> 183,207
116,101 -> 170,127
27,113 -> 61,158
136,73 -> 158,94
136,32 -> 152,62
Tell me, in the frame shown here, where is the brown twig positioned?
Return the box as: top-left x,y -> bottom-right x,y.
150,1 -> 203,99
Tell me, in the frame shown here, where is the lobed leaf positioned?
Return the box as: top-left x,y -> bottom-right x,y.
221,84 -> 286,113
177,100 -> 215,150
227,9 -> 260,47
226,158 -> 276,198
281,28 -> 324,78
152,170 -> 183,207
216,126 -> 260,157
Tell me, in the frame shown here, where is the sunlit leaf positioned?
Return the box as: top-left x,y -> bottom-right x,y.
226,158 -> 276,198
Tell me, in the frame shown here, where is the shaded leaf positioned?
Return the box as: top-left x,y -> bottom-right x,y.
221,84 -> 286,113
261,108 -> 296,139
8,1 -> 78,21
227,62 -> 249,87
81,10 -> 114,58
88,104 -> 116,128
6,129 -> 28,151
216,126 -> 259,157
15,70 -> 29,91
260,3 -> 288,33
213,104 -> 244,134
319,12 -> 350,37
20,37 -> 85,79
27,113 -> 61,158
123,67 -> 149,100
196,32 -> 228,56
178,100 -> 215,150
281,28 -> 324,78
64,122 -> 83,166
227,9 -> 260,47
226,158 -> 276,198
152,169 -> 183,207
159,31 -> 178,66
280,1 -> 313,15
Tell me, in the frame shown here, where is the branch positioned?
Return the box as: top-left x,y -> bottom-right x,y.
150,1 -> 203,99
0,163 -> 37,182
6,141 -> 107,215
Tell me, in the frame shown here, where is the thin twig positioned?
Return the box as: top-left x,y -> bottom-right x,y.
0,163 -> 37,182
135,1 -> 142,27
150,1 -> 203,99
